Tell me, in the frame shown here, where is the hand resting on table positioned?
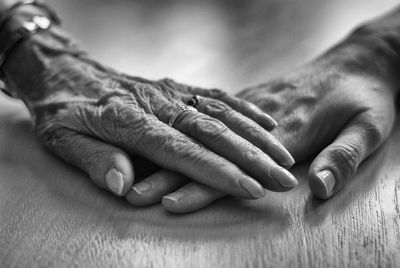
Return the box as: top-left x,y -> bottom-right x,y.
134,8 -> 400,213
2,2 -> 400,214
1,20 -> 297,211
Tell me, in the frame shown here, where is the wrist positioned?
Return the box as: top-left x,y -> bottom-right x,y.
349,7 -> 400,57
3,26 -> 86,103
0,1 -> 77,103
312,32 -> 400,94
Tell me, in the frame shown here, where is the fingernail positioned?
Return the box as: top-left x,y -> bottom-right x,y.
282,160 -> 295,169
281,153 -> 295,169
132,182 -> 152,195
270,117 -> 278,127
239,178 -> 265,198
264,114 -> 278,127
105,168 -> 124,195
316,170 -> 336,198
163,191 -> 186,202
271,167 -> 298,188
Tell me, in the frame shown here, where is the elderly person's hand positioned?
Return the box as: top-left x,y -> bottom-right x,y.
135,9 -> 400,213
2,20 -> 298,203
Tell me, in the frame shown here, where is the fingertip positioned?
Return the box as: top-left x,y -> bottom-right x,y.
263,113 -> 278,130
132,182 -> 152,195
125,182 -> 156,206
277,149 -> 295,169
162,197 -> 205,214
238,179 -> 266,199
309,169 -> 337,199
49,130 -> 135,197
125,170 -> 188,206
102,152 -> 134,196
284,154 -> 296,169
162,193 -> 192,214
105,168 -> 124,196
252,110 -> 278,131
270,167 -> 298,189
162,183 -> 225,214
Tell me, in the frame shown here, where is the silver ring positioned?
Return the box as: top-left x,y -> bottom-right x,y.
168,105 -> 197,127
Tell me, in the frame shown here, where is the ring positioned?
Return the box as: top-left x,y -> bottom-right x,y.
187,95 -> 201,108
168,105 -> 197,127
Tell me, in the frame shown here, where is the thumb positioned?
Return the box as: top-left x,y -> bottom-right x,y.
308,112 -> 392,199
40,128 -> 135,196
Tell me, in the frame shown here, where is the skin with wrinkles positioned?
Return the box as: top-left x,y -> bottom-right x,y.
127,11 -> 400,213
2,17 -> 298,207
4,4 -> 400,214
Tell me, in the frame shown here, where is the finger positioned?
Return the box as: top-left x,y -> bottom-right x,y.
192,97 -> 295,168
156,106 -> 298,191
162,182 -> 225,214
44,128 -> 134,196
92,105 -> 265,199
125,169 -> 188,206
156,79 -> 277,131
189,88 -> 278,130
309,113 -> 391,199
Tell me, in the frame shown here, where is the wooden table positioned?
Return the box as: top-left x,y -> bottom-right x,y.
1,0 -> 400,267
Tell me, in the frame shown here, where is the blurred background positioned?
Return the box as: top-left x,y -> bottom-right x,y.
46,0 -> 399,94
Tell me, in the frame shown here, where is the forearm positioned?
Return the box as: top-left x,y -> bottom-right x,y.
352,6 -> 400,54
310,6 -> 400,95
3,27 -> 83,103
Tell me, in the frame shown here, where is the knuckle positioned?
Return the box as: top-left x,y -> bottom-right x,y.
329,144 -> 360,175
360,121 -> 383,147
282,113 -> 307,132
123,115 -> 160,149
99,103 -> 131,140
244,147 -> 262,162
99,101 -> 146,142
200,100 -> 231,115
162,135 -> 202,163
247,125 -> 267,140
190,117 -> 229,140
80,149 -> 106,172
101,102 -> 131,128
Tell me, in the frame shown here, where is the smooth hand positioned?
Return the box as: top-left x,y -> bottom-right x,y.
239,51 -> 398,198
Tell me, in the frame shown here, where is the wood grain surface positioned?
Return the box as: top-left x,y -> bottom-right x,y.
1,1 -> 400,267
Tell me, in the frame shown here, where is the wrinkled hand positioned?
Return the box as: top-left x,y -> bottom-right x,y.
34,62 -> 300,199
135,33 -> 399,213
5,28 -> 299,209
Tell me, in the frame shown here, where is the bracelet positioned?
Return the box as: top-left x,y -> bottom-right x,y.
0,0 -> 61,33
0,15 -> 53,68
0,0 -> 61,97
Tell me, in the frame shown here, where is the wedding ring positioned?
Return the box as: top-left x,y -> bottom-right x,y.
187,95 -> 201,108
168,105 -> 197,127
